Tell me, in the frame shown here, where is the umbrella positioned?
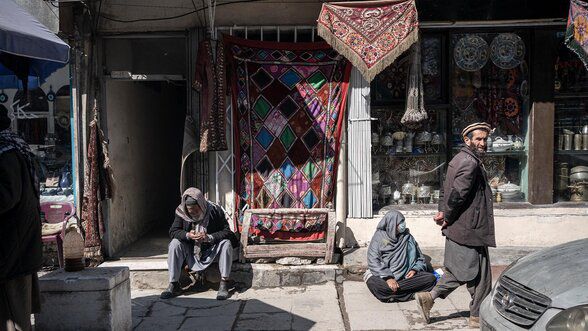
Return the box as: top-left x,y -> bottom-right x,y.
0,0 -> 70,89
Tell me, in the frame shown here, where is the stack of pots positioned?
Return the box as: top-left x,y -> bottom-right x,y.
569,166 -> 588,202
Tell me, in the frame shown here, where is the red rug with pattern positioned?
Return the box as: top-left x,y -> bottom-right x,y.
225,35 -> 351,241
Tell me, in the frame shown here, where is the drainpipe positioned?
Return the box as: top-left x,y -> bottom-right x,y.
336,120 -> 347,249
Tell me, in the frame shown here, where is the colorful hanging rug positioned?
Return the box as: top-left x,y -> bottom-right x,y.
566,0 -> 588,70
225,35 -> 351,241
317,0 -> 419,82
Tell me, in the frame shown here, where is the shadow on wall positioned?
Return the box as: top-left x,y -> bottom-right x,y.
336,221 -> 360,248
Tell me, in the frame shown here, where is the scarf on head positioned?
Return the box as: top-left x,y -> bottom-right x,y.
176,188 -> 211,235
373,210 -> 416,280
0,129 -> 39,197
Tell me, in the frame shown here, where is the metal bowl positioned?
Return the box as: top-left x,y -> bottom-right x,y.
498,182 -> 521,193
570,171 -> 588,183
417,185 -> 431,198
570,166 -> 588,174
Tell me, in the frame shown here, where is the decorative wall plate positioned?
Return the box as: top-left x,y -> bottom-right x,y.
454,35 -> 489,72
490,33 -> 525,69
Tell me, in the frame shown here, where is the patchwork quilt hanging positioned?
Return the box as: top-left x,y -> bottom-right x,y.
225,35 -> 351,241
566,0 -> 588,70
317,0 -> 419,82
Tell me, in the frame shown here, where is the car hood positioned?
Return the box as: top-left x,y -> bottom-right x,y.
503,239 -> 588,308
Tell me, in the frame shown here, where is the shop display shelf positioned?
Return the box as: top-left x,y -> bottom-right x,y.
555,150 -> 588,155
372,153 -> 445,158
485,150 -> 527,157
451,148 -> 527,157
554,93 -> 588,99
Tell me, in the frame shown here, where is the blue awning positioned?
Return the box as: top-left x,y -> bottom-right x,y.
0,0 -> 70,88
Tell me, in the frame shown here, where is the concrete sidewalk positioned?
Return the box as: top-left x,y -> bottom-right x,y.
132,282 -> 344,330
131,281 -> 479,330
343,281 -> 477,331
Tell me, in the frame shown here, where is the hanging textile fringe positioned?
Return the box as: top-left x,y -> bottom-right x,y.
317,0 -> 419,82
82,101 -> 114,266
401,43 -> 427,128
565,0 -> 588,71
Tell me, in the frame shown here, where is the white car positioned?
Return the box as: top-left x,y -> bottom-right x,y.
480,238 -> 588,330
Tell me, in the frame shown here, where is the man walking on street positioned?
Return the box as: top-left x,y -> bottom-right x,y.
0,107 -> 42,331
415,122 -> 496,328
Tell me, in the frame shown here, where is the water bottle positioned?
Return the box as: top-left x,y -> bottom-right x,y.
433,268 -> 444,282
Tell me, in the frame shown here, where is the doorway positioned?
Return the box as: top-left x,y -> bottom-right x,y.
104,80 -> 186,256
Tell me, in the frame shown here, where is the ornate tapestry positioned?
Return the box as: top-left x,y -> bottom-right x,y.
317,0 -> 419,82
225,35 -> 351,241
566,0 -> 588,71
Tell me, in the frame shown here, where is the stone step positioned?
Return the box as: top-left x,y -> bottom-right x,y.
343,246 -> 542,275
100,259 -> 344,290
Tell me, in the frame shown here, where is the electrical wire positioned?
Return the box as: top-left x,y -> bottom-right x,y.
200,0 -> 208,29
43,0 -> 60,20
98,0 -> 321,24
191,0 -> 204,28
100,9 -> 197,23
95,0 -> 104,32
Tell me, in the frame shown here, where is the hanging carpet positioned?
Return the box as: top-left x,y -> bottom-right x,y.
225,35 -> 351,242
566,0 -> 588,71
193,39 -> 228,152
82,102 -> 114,266
317,0 -> 419,82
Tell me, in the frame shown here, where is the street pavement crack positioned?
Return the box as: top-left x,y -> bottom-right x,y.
335,282 -> 351,331
230,300 -> 246,330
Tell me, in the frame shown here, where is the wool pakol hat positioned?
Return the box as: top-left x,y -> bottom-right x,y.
462,122 -> 492,139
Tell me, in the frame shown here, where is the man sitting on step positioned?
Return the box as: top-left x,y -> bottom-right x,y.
160,188 -> 239,300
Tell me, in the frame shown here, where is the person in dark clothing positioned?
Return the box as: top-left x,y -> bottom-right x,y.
364,210 -> 436,302
161,188 -> 239,300
415,122 -> 495,328
0,107 -> 42,331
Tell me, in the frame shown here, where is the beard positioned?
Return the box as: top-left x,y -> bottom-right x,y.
466,142 -> 486,157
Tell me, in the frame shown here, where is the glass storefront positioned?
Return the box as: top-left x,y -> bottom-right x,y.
554,31 -> 588,203
371,30 -> 530,212
1,67 -> 73,204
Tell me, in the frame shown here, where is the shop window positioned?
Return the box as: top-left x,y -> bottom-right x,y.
553,31 -> 588,203
371,35 -> 447,211
371,31 -> 531,211
450,32 -> 530,203
5,70 -> 74,203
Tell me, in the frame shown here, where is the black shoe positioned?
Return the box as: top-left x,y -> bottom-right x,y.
216,280 -> 230,300
160,282 -> 182,299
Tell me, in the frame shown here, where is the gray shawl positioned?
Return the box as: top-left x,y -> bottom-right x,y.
366,210 -> 427,280
175,188 -> 211,233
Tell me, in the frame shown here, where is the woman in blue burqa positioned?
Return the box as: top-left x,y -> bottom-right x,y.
364,210 -> 436,302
